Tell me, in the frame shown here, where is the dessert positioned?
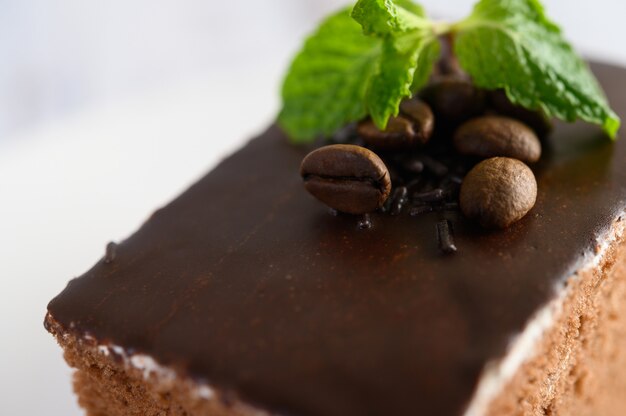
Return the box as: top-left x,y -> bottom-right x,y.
46,0 -> 626,415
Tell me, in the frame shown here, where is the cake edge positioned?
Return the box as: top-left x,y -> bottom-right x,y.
44,314 -> 269,416
464,211 -> 626,415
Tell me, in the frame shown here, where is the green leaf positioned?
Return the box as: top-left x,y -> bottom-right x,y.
279,9 -> 382,143
352,0 -> 427,35
410,36 -> 440,92
351,0 -> 438,130
366,35 -> 439,128
280,1 -> 439,141
395,0 -> 426,17
453,0 -> 620,138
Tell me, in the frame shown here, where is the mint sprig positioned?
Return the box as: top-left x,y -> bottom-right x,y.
453,0 -> 620,138
352,0 -> 440,130
279,9 -> 381,143
279,0 -> 620,142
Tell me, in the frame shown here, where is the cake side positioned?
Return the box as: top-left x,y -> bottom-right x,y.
467,216 -> 626,415
45,315 -> 266,416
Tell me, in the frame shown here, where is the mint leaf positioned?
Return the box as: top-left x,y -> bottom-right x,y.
280,1 -> 436,142
352,0 -> 439,129
279,9 -> 382,143
453,0 -> 620,138
351,0 -> 426,35
411,37 -> 440,92
395,0 -> 426,17
364,40 -> 418,129
365,35 -> 439,128
280,0 -> 620,143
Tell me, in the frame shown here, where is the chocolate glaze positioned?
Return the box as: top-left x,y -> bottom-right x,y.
48,62 -> 626,416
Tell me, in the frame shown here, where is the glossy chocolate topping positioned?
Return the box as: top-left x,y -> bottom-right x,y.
48,62 -> 626,416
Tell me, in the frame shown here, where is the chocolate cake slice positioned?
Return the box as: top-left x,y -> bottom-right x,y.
46,62 -> 626,416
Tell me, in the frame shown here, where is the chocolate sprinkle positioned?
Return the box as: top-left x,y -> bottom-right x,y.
413,188 -> 447,203
403,159 -> 425,174
441,202 -> 460,211
357,213 -> 373,230
409,205 -> 434,216
419,155 -> 449,177
389,186 -> 409,216
405,177 -> 427,192
437,220 -> 457,254
104,242 -> 117,264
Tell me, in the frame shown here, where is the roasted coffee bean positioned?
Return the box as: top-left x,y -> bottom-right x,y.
399,98 -> 435,144
454,116 -> 542,163
420,75 -> 486,123
460,157 -> 537,229
300,144 -> 392,215
489,90 -> 552,137
357,116 -> 416,149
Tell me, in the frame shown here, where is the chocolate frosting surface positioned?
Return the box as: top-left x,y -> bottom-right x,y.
48,62 -> 626,416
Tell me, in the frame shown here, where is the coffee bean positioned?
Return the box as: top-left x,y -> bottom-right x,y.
357,116 -> 416,149
489,90 -> 552,137
300,144 -> 392,215
399,98 -> 434,143
460,157 -> 537,229
420,75 -> 486,123
454,116 -> 542,163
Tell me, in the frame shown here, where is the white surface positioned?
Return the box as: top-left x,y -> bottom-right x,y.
0,72 -> 275,415
0,1 -> 624,415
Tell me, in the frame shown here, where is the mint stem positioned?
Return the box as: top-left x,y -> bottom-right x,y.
431,21 -> 453,36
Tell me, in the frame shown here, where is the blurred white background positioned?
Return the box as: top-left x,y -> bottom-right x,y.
0,1 -> 624,414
